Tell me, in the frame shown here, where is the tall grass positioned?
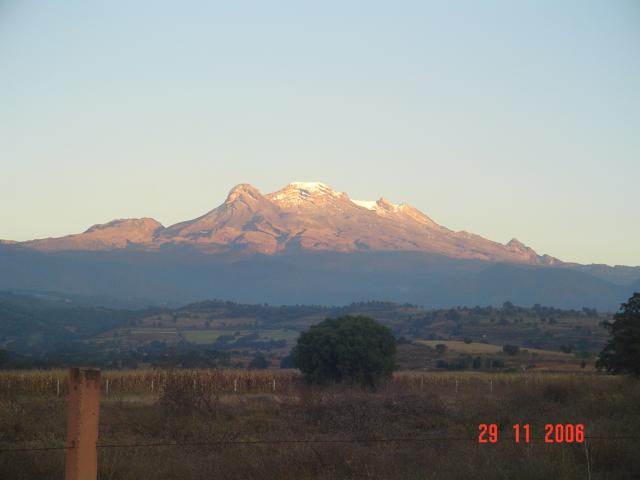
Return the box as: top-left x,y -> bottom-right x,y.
0,369 -> 638,479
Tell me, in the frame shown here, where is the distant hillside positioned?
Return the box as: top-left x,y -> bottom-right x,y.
0,291 -> 611,370
1,246 -> 636,310
0,291 -> 157,353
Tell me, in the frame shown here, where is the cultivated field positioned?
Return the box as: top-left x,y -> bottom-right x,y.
397,340 -> 588,373
414,340 -> 572,357
0,369 -> 638,479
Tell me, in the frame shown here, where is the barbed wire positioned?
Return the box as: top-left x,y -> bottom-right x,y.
2,435 -> 640,453
0,445 -> 69,452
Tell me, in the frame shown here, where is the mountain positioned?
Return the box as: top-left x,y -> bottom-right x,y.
24,218 -> 164,251
2,182 -> 638,310
17,182 -> 559,264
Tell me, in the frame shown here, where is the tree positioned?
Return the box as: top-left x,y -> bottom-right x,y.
597,292 -> 640,375
279,353 -> 295,369
502,344 -> 520,356
0,349 -> 9,367
248,353 -> 269,369
502,301 -> 515,311
559,343 -> 574,354
292,315 -> 396,388
472,356 -> 482,369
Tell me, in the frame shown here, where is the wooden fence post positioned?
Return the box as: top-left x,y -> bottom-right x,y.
65,368 -> 101,480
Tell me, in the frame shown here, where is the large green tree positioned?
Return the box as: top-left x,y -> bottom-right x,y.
597,292 -> 640,375
292,315 -> 396,388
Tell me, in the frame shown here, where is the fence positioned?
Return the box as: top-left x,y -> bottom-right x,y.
0,368 -> 636,480
0,368 -> 618,398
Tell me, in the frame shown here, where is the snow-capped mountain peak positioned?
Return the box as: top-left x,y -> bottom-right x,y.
16,181 -> 560,265
266,181 -> 346,206
287,181 -> 332,192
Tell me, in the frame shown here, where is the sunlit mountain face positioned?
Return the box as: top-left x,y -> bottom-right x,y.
14,182 -> 558,264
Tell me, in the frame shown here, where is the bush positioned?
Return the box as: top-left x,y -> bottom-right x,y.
279,353 -> 294,368
437,355 -> 473,370
292,315 -> 396,389
485,358 -> 505,368
502,344 -> 520,356
0,350 -> 9,367
559,343 -> 574,354
472,356 -> 482,369
248,353 -> 269,369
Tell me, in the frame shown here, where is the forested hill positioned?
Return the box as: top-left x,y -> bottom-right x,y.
0,291 -> 160,352
0,290 -> 613,370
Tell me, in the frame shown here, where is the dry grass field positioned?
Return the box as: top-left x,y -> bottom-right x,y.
397,340 -> 586,373
0,369 -> 638,479
414,340 -> 572,357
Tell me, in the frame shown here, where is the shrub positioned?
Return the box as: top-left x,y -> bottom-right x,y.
248,353 -> 269,369
559,343 -> 574,354
502,344 -> 520,356
280,353 -> 294,368
472,356 -> 482,369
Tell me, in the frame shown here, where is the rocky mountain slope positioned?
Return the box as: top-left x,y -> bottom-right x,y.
15,182 -> 559,265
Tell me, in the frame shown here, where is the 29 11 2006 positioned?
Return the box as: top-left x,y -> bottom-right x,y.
478,423 -> 585,443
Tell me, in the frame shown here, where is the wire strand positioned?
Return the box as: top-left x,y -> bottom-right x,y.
2,435 -> 640,453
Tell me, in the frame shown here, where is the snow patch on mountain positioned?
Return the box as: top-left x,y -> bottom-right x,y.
268,181 -> 345,204
352,200 -> 378,210
287,182 -> 331,192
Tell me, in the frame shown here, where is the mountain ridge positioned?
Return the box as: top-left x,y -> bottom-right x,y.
15,182 -> 561,265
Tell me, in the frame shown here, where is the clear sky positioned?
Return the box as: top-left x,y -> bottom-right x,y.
1,1 -> 638,266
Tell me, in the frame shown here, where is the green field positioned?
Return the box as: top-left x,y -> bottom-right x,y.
183,329 -> 232,343
184,328 -> 299,344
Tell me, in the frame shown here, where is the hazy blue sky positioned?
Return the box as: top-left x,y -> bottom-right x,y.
1,1 -> 638,265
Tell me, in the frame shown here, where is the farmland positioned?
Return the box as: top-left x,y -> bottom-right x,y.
413,340 -> 570,356
0,369 -> 638,479
0,292 -> 612,372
